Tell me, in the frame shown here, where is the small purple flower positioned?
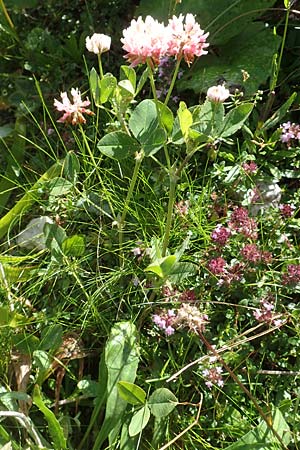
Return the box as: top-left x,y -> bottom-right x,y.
153,309 -> 176,336
279,204 -> 295,218
242,161 -> 258,174
208,257 -> 226,275
282,264 -> 300,285
202,366 -> 224,389
280,121 -> 300,147
211,224 -> 231,245
253,298 -> 282,326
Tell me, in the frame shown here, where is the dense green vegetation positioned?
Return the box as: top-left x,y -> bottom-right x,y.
1,1 -> 300,449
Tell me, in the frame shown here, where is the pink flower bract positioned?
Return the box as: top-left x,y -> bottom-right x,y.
54,88 -> 94,125
166,13 -> 209,65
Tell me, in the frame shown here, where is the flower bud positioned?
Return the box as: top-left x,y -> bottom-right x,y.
207,85 -> 230,103
86,33 -> 111,55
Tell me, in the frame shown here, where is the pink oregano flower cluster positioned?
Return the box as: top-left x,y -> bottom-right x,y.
121,14 -> 209,67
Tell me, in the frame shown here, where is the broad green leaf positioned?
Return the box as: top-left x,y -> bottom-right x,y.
63,151 -> 80,182
0,160 -> 63,240
62,235 -> 85,257
135,67 -> 149,96
117,381 -> 146,406
168,262 -> 198,284
33,385 -> 67,449
262,92 -> 297,131
12,332 -> 40,354
148,388 -> 178,418
0,264 -> 37,285
93,322 -> 139,448
89,67 -> 101,106
33,350 -> 51,384
144,255 -> 177,279
0,117 -> 26,214
97,131 -> 140,160
120,416 -> 139,450
158,101 -> 174,135
177,101 -> 193,140
217,103 -> 253,138
0,307 -> 28,328
120,66 -> 136,92
180,24 -> 281,96
129,100 -> 167,156
223,408 -> 291,449
128,405 -> 150,437
0,392 -> 31,404
118,79 -> 135,96
77,379 -> 101,397
137,0 -> 276,46
100,73 -> 117,104
47,177 -> 73,200
44,223 -> 66,249
191,100 -> 214,136
39,324 -> 63,352
0,125 -> 13,138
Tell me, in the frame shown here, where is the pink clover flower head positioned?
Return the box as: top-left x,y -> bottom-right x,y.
211,224 -> 231,245
166,14 -> 209,65
207,85 -> 230,103
121,16 -> 167,67
54,88 -> 94,125
208,257 -> 226,275
86,33 -> 111,54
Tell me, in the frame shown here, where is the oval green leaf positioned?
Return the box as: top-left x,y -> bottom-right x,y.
117,381 -> 146,405
128,405 -> 151,437
97,131 -> 140,160
148,388 -> 178,418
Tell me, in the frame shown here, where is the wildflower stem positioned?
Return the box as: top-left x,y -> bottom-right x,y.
162,166 -> 178,257
164,56 -> 182,106
119,151 -> 144,266
197,331 -> 289,450
0,0 -> 15,32
260,2 -> 290,123
97,54 -> 104,79
146,59 -> 171,170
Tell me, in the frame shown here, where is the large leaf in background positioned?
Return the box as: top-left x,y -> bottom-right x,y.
93,322 -> 139,449
223,408 -> 291,449
137,0 -> 277,45
137,1 -> 279,96
180,24 -> 281,96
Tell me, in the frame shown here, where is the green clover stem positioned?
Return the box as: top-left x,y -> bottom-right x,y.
162,165 -> 178,257
119,150 -> 144,266
164,56 -> 182,107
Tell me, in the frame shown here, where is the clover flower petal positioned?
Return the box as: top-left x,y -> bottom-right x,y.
86,33 -> 111,54
54,88 -> 94,125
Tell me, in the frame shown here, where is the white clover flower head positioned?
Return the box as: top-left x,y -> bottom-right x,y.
207,85 -> 230,103
86,33 -> 111,54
